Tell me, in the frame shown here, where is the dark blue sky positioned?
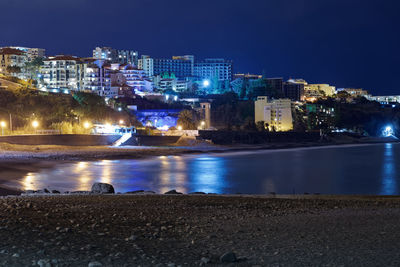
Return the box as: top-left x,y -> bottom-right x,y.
1,0 -> 399,95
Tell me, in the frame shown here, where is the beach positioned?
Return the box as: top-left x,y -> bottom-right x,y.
1,194 -> 400,266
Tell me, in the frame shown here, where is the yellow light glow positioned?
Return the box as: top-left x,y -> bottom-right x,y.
32,120 -> 39,128
177,125 -> 182,131
119,120 -> 124,125
83,121 -> 91,129
201,121 -> 205,126
0,121 -> 6,128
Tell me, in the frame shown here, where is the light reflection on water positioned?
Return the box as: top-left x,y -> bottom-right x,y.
5,143 -> 400,195
381,143 -> 397,195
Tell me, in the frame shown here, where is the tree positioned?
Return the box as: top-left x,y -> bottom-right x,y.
24,57 -> 44,80
6,66 -> 21,74
177,109 -> 197,130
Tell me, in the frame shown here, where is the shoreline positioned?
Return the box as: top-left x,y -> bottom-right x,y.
0,137 -> 397,162
0,139 -> 398,196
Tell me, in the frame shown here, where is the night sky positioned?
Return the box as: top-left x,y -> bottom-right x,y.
1,0 -> 399,95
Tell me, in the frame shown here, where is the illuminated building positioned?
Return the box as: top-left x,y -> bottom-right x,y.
41,55 -> 81,90
81,59 -> 117,97
93,47 -> 138,65
153,56 -> 194,79
153,73 -> 189,92
305,103 -> 335,129
117,64 -> 153,93
41,56 -> 118,97
2,46 -> 45,61
194,58 -> 232,82
138,55 -> 154,77
337,88 -> 368,97
0,47 -> 28,79
367,95 -> 400,104
284,80 -> 305,101
255,96 -> 293,131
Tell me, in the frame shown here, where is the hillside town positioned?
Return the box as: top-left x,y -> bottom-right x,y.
0,45 -> 399,139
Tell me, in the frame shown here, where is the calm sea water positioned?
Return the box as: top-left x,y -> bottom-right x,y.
3,143 -> 400,195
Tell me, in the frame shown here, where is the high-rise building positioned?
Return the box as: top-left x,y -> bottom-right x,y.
93,47 -> 138,65
266,78 -> 284,95
194,58 -> 233,82
153,56 -> 194,79
284,80 -> 305,101
255,96 -> 293,131
138,55 -> 154,78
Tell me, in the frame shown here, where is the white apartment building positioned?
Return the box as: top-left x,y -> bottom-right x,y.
41,55 -> 81,90
93,47 -> 138,65
138,55 -> 154,77
41,57 -> 118,97
156,78 -> 188,92
255,96 -> 293,131
118,64 -> 153,93
0,47 -> 28,79
2,46 -> 45,61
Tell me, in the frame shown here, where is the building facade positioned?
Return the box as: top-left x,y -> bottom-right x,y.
255,96 -> 293,131
194,58 -> 232,82
41,55 -> 81,90
283,80 -> 305,101
0,47 -> 28,79
153,57 -> 193,79
118,64 -> 153,94
138,55 -> 154,78
337,88 -> 368,97
93,47 -> 138,65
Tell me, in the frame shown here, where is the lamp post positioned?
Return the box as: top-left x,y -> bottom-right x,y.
32,120 -> 39,134
0,121 -> 6,136
0,108 -> 12,134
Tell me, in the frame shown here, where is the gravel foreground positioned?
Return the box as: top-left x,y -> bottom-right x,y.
1,195 -> 400,266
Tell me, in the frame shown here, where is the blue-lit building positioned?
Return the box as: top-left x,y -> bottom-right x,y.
153,56 -> 194,79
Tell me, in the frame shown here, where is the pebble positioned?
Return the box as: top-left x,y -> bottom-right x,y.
37,259 -> 51,267
220,251 -> 237,263
88,261 -> 103,267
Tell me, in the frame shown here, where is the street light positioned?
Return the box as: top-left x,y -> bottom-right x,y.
83,121 -> 91,129
201,121 -> 205,129
32,120 -> 39,129
177,125 -> 183,131
0,121 -> 6,136
119,120 -> 124,125
203,79 -> 210,87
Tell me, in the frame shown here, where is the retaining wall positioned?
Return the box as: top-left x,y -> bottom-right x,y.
0,134 -> 121,146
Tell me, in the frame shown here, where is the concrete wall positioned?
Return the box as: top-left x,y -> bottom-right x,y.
0,134 -> 121,146
123,135 -> 180,146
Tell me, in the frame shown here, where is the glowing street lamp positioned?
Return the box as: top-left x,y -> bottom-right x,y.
177,125 -> 183,131
203,79 -> 210,87
0,121 -> 6,136
32,120 -> 39,129
200,120 -> 205,129
119,120 -> 124,125
83,121 -> 91,129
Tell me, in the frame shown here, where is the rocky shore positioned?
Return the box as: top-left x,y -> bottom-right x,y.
1,183 -> 400,266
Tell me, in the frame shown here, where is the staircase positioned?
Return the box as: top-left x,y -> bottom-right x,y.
112,133 -> 132,147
